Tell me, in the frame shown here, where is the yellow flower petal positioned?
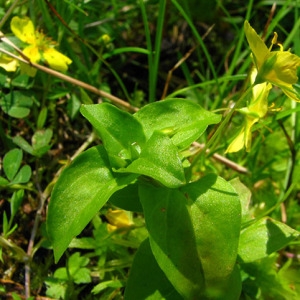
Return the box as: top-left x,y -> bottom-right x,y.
10,16 -> 36,44
226,127 -> 245,153
244,116 -> 259,151
106,209 -> 132,229
43,48 -> 72,72
23,45 -> 41,63
249,68 -> 272,117
244,20 -> 269,70
0,55 -> 18,72
107,224 -> 117,232
249,83 -> 271,118
18,45 -> 40,76
266,52 -> 300,86
226,116 -> 259,153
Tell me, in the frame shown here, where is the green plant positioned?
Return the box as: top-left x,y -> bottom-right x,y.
47,99 -> 299,299
1,0 -> 300,298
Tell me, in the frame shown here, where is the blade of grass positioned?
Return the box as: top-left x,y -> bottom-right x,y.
151,0 -> 167,102
217,0 -> 254,108
166,74 -> 247,99
139,0 -> 166,103
171,0 -> 220,105
139,0 -> 153,102
102,47 -> 151,59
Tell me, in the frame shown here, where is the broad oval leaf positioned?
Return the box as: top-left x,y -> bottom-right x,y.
3,148 -> 23,181
139,174 -> 241,299
181,174 -> 241,299
47,145 -> 137,262
134,99 -> 221,149
80,103 -> 146,168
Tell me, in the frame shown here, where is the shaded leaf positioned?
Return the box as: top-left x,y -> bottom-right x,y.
124,238 -> 183,300
139,184 -> 205,299
109,182 -> 143,212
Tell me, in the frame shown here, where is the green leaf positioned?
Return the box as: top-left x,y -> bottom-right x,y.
11,165 -> 31,184
92,280 -> 123,295
139,174 -> 241,299
134,99 -> 221,149
47,145 -> 137,262
230,177 -> 252,224
2,211 -> 9,235
67,94 -> 81,120
181,174 -> 241,299
0,176 -> 9,186
11,74 -> 31,88
0,91 -> 33,118
109,182 -> 143,212
118,131 -> 185,188
238,218 -> 300,263
124,238 -> 183,300
45,277 -> 67,299
32,128 -> 53,156
241,254 -> 297,300
139,185 -> 205,299
37,107 -> 48,130
80,88 -> 93,104
10,190 -> 24,219
12,136 -> 34,155
80,103 -> 146,168
3,148 -> 22,181
68,252 -> 91,284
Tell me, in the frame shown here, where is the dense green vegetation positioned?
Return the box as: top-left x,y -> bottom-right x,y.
1,0 -> 300,299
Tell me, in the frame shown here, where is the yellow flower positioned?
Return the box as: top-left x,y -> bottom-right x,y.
106,209 -> 132,232
244,20 -> 300,101
226,69 -> 271,153
10,16 -> 72,77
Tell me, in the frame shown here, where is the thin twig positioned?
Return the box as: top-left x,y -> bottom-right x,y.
193,142 -> 249,174
0,33 -> 138,112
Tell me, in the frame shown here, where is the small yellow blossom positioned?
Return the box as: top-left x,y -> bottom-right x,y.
226,69 -> 271,153
10,16 -> 72,76
100,34 -> 111,44
106,209 -> 132,232
244,20 -> 300,101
